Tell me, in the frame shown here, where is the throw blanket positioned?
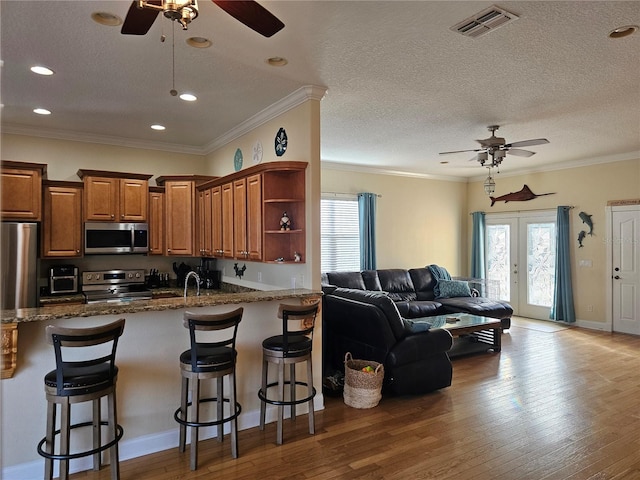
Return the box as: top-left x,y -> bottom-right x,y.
428,264 -> 451,281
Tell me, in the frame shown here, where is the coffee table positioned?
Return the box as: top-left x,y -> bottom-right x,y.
429,313 -> 502,355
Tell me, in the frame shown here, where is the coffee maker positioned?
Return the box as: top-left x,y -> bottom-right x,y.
197,258 -> 221,289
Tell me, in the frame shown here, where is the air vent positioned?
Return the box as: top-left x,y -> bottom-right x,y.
451,5 -> 519,38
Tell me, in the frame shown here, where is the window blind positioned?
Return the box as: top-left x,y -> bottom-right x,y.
321,197 -> 360,272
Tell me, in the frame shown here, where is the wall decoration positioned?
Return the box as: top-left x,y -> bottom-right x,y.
489,184 -> 555,207
233,148 -> 243,172
579,211 -> 594,235
233,263 -> 246,278
274,127 -> 288,157
252,140 -> 263,164
578,230 -> 586,248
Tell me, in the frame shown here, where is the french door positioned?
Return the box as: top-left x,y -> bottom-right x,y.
485,212 -> 557,320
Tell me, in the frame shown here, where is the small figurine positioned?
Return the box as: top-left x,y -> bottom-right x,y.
233,263 -> 246,278
294,251 -> 301,262
280,211 -> 291,231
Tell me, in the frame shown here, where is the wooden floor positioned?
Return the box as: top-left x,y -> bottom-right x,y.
71,317 -> 640,480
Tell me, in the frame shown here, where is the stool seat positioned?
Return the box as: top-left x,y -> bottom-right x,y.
38,319 -> 125,480
262,335 -> 312,356
174,308 -> 243,471
179,347 -> 236,372
258,301 -> 320,445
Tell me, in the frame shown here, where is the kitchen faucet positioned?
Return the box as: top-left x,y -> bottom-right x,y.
184,271 -> 200,298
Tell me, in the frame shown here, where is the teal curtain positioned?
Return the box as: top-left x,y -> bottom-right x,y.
471,212 -> 486,279
550,206 -> 576,323
358,193 -> 377,270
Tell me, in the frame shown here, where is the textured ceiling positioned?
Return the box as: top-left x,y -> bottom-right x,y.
1,1 -> 639,179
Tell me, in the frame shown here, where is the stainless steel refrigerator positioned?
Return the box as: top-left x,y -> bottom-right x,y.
1,222 -> 38,309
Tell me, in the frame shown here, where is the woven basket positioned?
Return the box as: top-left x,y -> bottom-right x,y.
343,352 -> 384,409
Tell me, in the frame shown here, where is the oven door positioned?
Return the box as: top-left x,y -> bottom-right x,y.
84,222 -> 149,254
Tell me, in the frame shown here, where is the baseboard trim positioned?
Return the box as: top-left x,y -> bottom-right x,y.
3,396 -> 324,480
576,318 -> 612,332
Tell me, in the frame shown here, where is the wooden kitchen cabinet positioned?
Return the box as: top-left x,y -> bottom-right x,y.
42,181 -> 83,257
221,182 -> 234,258
77,170 -> 152,222
198,187 -> 213,257
1,161 -> 46,221
211,185 -> 223,257
157,175 -> 214,257
148,188 -> 164,255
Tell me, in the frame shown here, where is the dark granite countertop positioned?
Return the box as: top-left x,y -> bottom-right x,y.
2,288 -> 321,324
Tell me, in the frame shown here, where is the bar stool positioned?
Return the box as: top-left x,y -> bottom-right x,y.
173,308 -> 243,470
37,319 -> 125,480
258,301 -> 320,445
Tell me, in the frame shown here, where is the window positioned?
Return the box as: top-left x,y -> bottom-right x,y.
321,196 -> 360,272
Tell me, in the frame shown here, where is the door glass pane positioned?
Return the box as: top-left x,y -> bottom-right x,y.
527,223 -> 556,307
486,224 -> 510,301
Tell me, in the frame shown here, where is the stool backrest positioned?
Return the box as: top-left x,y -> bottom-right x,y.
277,301 -> 320,353
45,318 -> 126,396
183,308 -> 243,369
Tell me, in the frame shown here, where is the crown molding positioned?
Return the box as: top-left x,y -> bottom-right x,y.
203,85 -> 328,154
321,160 -> 466,183
0,124 -> 206,155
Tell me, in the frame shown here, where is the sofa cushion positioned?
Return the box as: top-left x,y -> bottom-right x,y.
376,269 -> 417,301
395,300 -> 445,318
439,296 -> 514,320
435,279 -> 472,299
409,268 -> 437,301
329,288 -> 407,340
325,271 -> 366,290
361,270 -> 383,291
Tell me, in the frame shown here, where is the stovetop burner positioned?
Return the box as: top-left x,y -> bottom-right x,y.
82,269 -> 153,304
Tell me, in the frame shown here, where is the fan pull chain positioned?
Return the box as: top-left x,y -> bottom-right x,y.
170,21 -> 177,96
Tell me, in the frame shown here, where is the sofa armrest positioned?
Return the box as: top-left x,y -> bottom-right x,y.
387,328 -> 453,367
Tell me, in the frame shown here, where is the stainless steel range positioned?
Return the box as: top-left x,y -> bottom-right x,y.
82,269 -> 152,304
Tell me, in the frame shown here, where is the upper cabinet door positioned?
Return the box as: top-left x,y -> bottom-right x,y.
148,191 -> 164,255
165,180 -> 195,256
1,164 -> 44,221
84,176 -> 118,221
246,174 -> 262,261
221,182 -> 234,258
119,178 -> 148,221
42,184 -> 83,257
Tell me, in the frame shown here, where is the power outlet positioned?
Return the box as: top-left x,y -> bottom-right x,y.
257,271 -> 262,282
586,305 -> 594,312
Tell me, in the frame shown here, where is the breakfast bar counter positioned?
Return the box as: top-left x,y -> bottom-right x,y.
1,287 -> 323,478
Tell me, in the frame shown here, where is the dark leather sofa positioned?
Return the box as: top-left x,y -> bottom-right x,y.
321,267 -> 513,395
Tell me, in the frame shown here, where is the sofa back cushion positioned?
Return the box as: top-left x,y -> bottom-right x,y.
329,288 -> 407,340
376,269 -> 417,301
324,271 -> 366,290
409,268 -> 437,301
362,270 -> 383,291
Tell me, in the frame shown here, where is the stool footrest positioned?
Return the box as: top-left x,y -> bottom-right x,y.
174,397 -> 242,428
258,381 -> 317,406
37,421 -> 124,461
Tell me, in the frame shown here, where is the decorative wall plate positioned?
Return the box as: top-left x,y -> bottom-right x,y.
275,127 -> 287,157
252,140 -> 263,164
234,148 -> 243,171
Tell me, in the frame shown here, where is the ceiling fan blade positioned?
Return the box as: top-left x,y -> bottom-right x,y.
121,1 -> 161,35
439,148 -> 483,155
212,1 -> 285,37
507,148 -> 535,157
505,138 -> 550,148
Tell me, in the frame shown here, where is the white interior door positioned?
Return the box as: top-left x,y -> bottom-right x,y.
486,212 -> 556,320
612,208 -> 640,335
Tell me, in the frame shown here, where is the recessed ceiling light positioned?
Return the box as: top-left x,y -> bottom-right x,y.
266,56 -> 288,67
151,124 -> 166,131
609,25 -> 638,39
179,93 -> 197,102
186,37 -> 212,48
91,12 -> 122,27
33,108 -> 51,115
31,65 -> 55,76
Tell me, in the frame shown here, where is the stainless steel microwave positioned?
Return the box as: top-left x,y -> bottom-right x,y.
84,222 -> 149,254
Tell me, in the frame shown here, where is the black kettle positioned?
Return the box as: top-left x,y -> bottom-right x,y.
173,262 -> 192,287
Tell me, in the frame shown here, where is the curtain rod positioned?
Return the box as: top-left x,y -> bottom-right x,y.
470,206 -> 574,215
322,192 -> 382,198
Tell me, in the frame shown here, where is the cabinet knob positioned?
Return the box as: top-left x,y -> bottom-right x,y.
76,250 -> 80,253
167,249 -> 171,253
111,214 -> 115,219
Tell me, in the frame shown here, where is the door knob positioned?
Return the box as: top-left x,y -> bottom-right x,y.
615,267 -> 620,271
614,275 -> 620,279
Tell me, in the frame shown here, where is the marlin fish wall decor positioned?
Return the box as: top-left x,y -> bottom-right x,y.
489,184 -> 555,207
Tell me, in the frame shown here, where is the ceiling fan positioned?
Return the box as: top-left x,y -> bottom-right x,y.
121,0 -> 285,37
439,125 -> 549,167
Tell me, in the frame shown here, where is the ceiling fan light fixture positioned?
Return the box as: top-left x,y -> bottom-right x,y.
477,151 -> 488,164
609,25 -> 638,39
91,11 -> 122,27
